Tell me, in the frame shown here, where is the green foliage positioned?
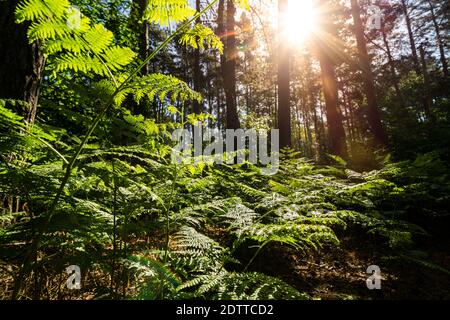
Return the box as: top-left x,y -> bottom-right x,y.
180,271 -> 310,300
16,0 -> 136,77
179,24 -> 223,53
143,0 -> 196,26
2,0 -> 449,301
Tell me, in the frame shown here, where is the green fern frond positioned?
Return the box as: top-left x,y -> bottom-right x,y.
126,73 -> 201,104
214,272 -> 310,300
54,53 -> 108,75
245,222 -> 340,250
27,19 -> 70,42
16,0 -> 136,77
16,0 -> 70,23
220,204 -> 258,237
143,0 -> 195,26
179,24 -> 223,53
101,46 -> 137,71
180,270 -> 310,300
83,24 -> 114,53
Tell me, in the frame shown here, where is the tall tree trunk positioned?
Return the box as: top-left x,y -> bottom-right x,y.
277,0 -> 292,148
216,0 -> 225,127
426,0 -> 448,77
305,54 -> 324,160
382,29 -> 403,104
313,0 -> 347,158
399,0 -> 436,122
401,0 -> 421,74
419,46 -> 435,122
193,0 -> 203,114
350,0 -> 387,148
317,51 -> 348,158
339,80 -> 355,146
133,0 -> 150,75
219,0 -> 240,129
0,0 -> 45,124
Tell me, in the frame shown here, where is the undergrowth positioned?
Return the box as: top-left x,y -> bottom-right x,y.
1,0 -> 449,300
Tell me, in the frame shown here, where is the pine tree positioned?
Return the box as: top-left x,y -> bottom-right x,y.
350,0 -> 387,148
0,0 -> 45,124
277,0 -> 292,148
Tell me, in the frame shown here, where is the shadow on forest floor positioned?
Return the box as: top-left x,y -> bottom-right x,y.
244,238 -> 450,300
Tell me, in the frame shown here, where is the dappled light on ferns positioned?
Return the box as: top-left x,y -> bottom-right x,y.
1,0 -> 449,300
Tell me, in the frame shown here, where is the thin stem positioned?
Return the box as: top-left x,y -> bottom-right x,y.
26,131 -> 69,165
160,164 -> 179,299
111,158 -> 117,295
243,242 -> 268,272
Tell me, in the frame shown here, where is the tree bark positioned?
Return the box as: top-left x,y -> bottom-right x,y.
0,0 -> 45,124
312,0 -> 348,158
382,29 -> 403,104
193,0 -> 203,114
317,51 -> 348,158
401,0 -> 421,74
216,0 -> 226,127
350,0 -> 387,148
132,0 -> 150,75
426,0 -> 448,77
219,0 -> 240,129
277,0 -> 292,148
419,46 -> 435,122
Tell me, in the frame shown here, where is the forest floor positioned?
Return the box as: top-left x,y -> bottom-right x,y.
1,226 -> 450,300
245,238 -> 450,300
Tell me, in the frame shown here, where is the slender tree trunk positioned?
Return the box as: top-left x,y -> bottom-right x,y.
311,104 -> 320,159
214,61 -> 223,127
313,0 -> 347,158
133,0 -> 150,75
350,0 -> 387,148
426,0 -> 448,77
305,54 -> 323,160
0,0 -> 45,124
317,51 -> 348,158
216,0 -> 225,127
344,98 -> 356,146
399,0 -> 436,122
277,0 -> 292,148
401,0 -> 421,74
219,0 -> 240,129
206,61 -> 214,125
339,81 -> 355,146
302,105 -> 313,157
193,0 -> 203,114
419,46 -> 435,122
382,29 -> 403,103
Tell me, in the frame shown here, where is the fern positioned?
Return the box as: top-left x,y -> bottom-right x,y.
180,24 -> 223,52
125,73 -> 202,104
16,0 -> 136,77
16,0 -> 70,22
143,0 -> 196,26
172,226 -> 225,272
179,270 -> 310,300
244,222 -> 340,250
